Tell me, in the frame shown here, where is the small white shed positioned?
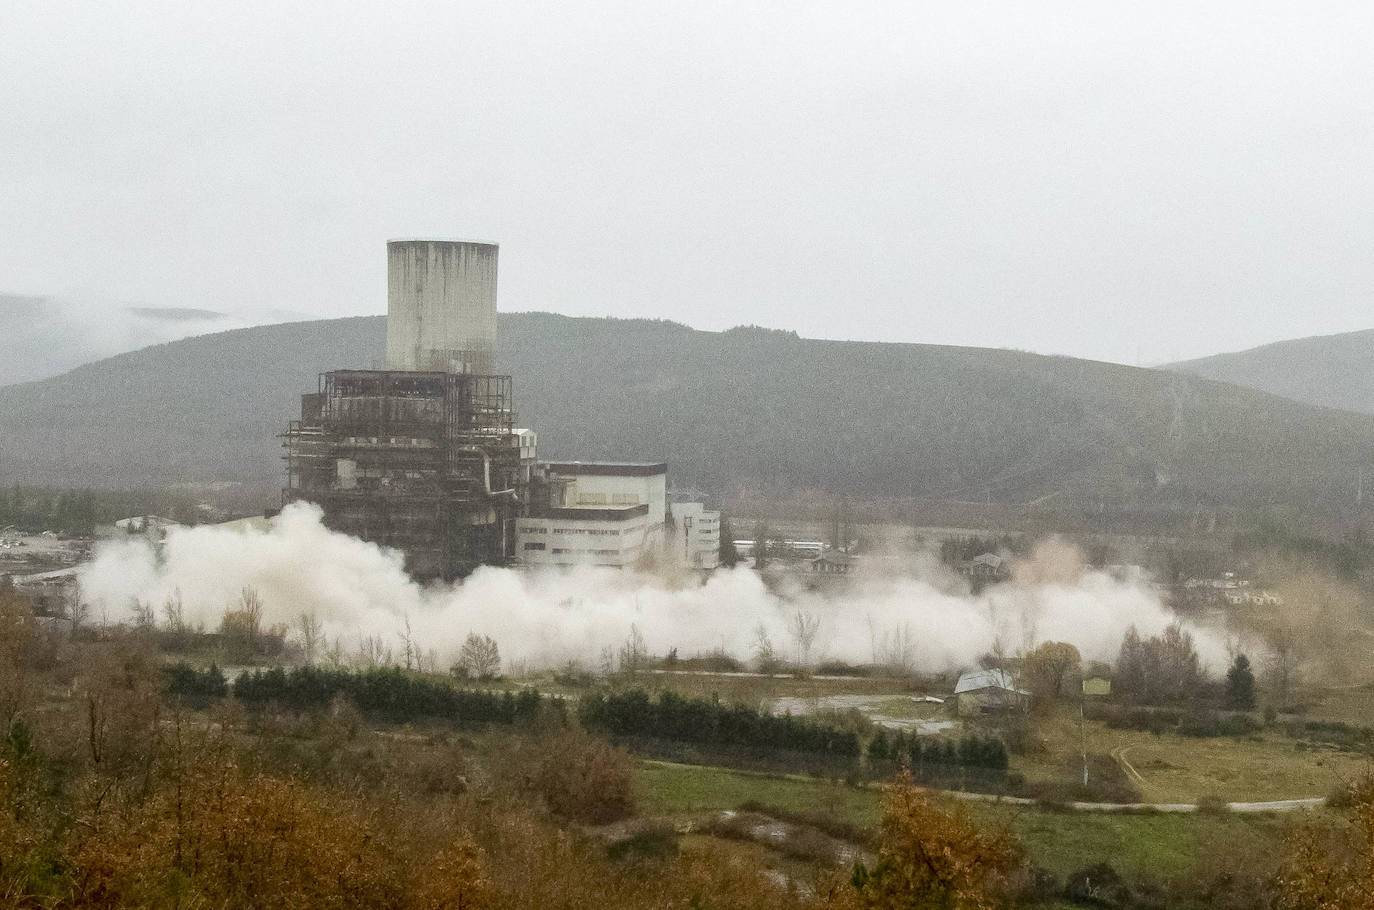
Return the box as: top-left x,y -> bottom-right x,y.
954,668 -> 1030,717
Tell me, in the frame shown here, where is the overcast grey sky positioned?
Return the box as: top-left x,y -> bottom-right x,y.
3,1 -> 1373,364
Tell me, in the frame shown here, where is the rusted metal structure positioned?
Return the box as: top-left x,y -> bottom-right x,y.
282,369 -> 522,580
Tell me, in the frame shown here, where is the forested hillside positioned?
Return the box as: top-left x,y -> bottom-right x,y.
1168,328 -> 1374,416
3,313 -> 1374,521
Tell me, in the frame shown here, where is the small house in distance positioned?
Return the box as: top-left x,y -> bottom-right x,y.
954,668 -> 1030,717
958,552 -> 1008,586
810,551 -> 858,574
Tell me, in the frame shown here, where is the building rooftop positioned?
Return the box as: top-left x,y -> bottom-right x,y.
386,238 -> 499,247
954,668 -> 1028,695
545,461 -> 667,477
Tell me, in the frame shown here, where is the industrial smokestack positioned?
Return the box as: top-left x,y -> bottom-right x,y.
386,239 -> 498,373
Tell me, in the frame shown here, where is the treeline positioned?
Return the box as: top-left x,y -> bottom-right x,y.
1114,624 -> 1203,705
0,486 -> 218,535
1233,520 -> 1373,578
0,487 -> 99,535
165,663 -> 547,728
866,728 -> 1009,778
580,690 -> 861,761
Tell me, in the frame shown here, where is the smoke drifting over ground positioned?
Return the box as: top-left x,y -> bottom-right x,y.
79,504 -> 1224,673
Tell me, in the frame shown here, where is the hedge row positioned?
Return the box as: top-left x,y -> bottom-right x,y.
164,662 -> 229,698
164,663 -> 545,728
580,690 -> 862,760
866,728 -> 1008,772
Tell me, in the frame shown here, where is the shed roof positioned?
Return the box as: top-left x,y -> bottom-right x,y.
954,668 -> 1028,695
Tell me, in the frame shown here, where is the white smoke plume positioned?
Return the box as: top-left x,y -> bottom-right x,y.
78,503 -> 1226,672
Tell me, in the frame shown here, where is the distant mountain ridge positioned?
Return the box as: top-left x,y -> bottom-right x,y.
2,312 -> 1373,525
1168,328 -> 1374,416
0,294 -> 244,386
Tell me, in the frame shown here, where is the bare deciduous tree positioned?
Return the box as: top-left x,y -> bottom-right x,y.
456,633 -> 501,680
788,610 -> 820,668
323,635 -> 346,669
399,615 -> 416,670
130,598 -> 155,631
753,623 -> 781,674
871,617 -> 917,673
296,612 -> 324,665
617,624 -> 648,677
1267,625 -> 1300,709
238,587 -> 263,650
162,590 -> 187,639
355,634 -> 392,668
65,593 -> 89,641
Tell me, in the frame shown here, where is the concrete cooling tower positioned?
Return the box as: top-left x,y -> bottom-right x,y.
385,239 -> 499,374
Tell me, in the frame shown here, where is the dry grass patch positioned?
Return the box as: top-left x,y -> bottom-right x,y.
1011,703 -> 1366,803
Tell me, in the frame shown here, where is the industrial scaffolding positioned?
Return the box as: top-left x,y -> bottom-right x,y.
282,370 -> 522,580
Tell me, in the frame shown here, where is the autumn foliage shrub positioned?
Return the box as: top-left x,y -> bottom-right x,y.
531,728 -> 636,824
825,770 -> 1022,909
72,761 -> 401,908
1277,772 -> 1374,909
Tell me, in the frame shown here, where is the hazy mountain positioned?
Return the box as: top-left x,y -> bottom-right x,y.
0,294 -> 262,385
2,313 -> 1374,524
1167,329 -> 1374,416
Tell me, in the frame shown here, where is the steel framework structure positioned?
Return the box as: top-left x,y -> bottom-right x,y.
282,370 -> 521,580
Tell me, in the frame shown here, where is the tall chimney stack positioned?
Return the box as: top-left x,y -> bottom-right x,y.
385,239 -> 498,373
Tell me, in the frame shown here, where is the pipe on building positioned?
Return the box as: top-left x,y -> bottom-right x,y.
452,445 -> 519,500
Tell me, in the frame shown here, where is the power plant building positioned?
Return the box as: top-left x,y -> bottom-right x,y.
281,238 -> 719,579
282,240 -> 523,580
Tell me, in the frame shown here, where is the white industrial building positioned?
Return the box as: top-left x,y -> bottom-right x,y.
517,462 -> 668,567
669,501 -> 721,569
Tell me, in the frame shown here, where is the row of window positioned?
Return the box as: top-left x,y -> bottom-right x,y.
341,436 -> 436,448
525,542 -> 630,557
575,493 -> 642,505
519,523 -> 651,537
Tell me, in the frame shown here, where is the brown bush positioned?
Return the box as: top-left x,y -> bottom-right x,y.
1277,772 -> 1374,909
531,729 -> 636,824
824,769 -> 1022,910
71,753 -> 406,909
412,835 -> 492,910
77,643 -> 163,781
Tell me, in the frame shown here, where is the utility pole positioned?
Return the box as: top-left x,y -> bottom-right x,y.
1081,693 -> 1088,787
1079,676 -> 1110,787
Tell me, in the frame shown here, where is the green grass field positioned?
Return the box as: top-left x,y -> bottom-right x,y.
635,759 -> 1332,884
636,761 -> 882,827
966,802 -> 1303,881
